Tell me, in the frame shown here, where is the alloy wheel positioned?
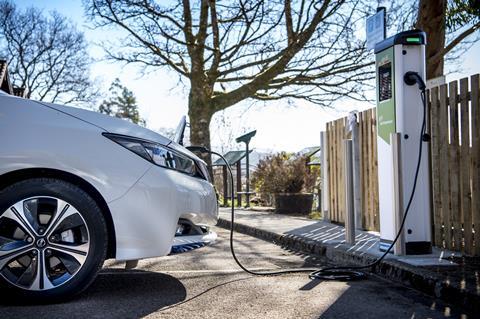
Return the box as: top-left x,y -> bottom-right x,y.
0,196 -> 90,291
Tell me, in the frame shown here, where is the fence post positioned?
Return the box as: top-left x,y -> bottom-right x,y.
391,133 -> 406,255
344,139 -> 355,244
320,131 -> 330,221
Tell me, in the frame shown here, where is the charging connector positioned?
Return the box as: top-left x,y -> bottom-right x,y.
404,71 -> 426,91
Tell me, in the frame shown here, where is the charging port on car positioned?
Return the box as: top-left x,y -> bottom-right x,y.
171,219 -> 216,255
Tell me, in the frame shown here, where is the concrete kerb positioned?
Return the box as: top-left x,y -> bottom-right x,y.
216,217 -> 479,314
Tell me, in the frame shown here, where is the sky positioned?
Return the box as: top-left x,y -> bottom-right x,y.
12,0 -> 480,153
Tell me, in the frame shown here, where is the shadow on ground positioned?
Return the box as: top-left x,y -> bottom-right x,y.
0,269 -> 187,319
316,279 -> 471,319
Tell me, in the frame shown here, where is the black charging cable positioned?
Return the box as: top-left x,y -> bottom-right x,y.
188,72 -> 427,281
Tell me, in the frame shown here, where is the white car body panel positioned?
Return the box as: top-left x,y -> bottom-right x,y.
37,100 -> 173,146
110,165 -> 218,260
0,93 -> 218,261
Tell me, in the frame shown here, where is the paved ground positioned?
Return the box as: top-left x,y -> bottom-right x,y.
217,208 -> 480,314
219,208 -> 460,267
0,227 -> 470,319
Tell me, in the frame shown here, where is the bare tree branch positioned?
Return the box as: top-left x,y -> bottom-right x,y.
207,0 -> 221,82
85,0 -> 375,162
0,1 -> 97,105
431,21 -> 480,66
211,0 -> 341,110
285,0 -> 295,44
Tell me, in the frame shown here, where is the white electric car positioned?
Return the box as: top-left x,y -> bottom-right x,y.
0,91 -> 218,300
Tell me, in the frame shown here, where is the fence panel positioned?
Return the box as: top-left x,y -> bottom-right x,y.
427,75 -> 480,255
326,108 -> 379,230
326,118 -> 347,224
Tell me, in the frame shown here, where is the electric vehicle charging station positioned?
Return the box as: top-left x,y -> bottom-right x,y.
374,30 -> 432,255
191,28 -> 436,282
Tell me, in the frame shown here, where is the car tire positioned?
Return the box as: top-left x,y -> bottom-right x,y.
0,178 -> 108,302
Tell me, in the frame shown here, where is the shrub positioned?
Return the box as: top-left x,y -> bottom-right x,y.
252,152 -> 318,195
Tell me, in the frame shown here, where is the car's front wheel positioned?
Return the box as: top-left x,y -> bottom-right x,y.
0,178 -> 107,301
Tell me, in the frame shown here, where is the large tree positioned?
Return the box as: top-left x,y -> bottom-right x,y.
86,0 -> 373,164
0,1 -> 97,104
416,0 -> 480,79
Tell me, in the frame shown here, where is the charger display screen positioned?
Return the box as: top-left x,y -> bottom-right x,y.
378,62 -> 392,101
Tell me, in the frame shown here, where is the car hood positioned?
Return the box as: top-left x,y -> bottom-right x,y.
35,101 -> 203,161
36,100 -> 171,146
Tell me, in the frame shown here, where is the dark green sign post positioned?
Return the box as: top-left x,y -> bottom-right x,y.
236,130 -> 256,208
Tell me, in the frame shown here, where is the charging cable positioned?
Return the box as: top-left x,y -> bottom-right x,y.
188,72 -> 427,281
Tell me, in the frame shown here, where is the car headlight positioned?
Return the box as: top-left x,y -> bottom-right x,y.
197,160 -> 212,183
104,133 -> 203,178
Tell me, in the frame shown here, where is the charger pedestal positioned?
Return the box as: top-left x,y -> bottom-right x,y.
374,30 -> 432,255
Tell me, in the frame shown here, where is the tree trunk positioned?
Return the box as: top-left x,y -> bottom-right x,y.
416,0 -> 446,80
188,88 -> 214,173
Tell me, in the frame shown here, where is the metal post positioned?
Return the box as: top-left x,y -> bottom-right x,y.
236,161 -> 242,207
347,112 -> 361,229
344,139 -> 355,245
317,186 -> 322,212
391,133 -> 406,255
222,166 -> 228,207
350,114 -> 362,230
377,6 -> 386,39
245,141 -> 250,208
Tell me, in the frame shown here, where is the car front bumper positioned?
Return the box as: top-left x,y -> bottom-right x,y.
108,164 -> 218,261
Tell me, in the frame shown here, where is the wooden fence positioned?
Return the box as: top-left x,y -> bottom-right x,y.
358,109 -> 380,231
326,117 -> 346,224
326,108 -> 379,231
429,74 -> 480,255
325,73 -> 480,255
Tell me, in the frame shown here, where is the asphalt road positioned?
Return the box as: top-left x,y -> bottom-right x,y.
0,227 -> 469,319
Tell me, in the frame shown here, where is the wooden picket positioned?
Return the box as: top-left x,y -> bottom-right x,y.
438,84 -> 452,249
325,74 -> 480,254
471,74 -> 480,256
459,77 -> 472,253
448,81 -> 462,250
